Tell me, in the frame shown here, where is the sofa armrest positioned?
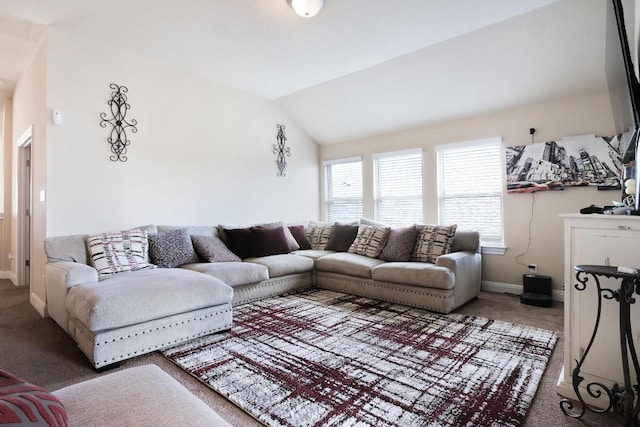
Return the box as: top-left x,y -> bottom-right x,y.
46,261 -> 99,287
45,262 -> 98,334
436,251 -> 482,306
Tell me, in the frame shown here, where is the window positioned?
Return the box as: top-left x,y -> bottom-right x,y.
436,138 -> 503,247
373,149 -> 423,227
324,157 -> 363,222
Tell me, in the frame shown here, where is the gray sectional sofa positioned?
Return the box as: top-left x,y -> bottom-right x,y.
43,221 -> 481,369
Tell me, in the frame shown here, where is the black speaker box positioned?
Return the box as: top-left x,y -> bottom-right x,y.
520,274 -> 553,307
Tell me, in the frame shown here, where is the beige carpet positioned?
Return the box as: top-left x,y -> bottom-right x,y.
0,284 -> 614,426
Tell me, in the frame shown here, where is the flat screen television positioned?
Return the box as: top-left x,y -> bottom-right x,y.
606,0 -> 640,210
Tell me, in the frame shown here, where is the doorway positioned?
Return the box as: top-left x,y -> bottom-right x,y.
17,127 -> 32,289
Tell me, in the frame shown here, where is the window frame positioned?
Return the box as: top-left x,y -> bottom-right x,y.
373,148 -> 424,227
323,156 -> 363,222
435,138 -> 505,253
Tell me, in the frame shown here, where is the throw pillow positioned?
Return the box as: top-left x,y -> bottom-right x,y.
378,225 -> 419,262
348,225 -> 391,258
191,235 -> 241,263
224,227 -> 256,259
0,369 -> 68,426
87,229 -> 154,275
306,222 -> 335,250
260,222 -> 299,251
251,226 -> 291,257
412,224 -> 458,264
288,225 -> 312,250
148,228 -> 200,268
325,223 -> 359,252
219,222 -> 299,251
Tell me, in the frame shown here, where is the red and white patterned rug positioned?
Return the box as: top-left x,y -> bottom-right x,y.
163,290 -> 557,427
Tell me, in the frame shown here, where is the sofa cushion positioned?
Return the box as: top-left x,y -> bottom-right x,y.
191,235 -> 241,262
378,225 -> 419,262
157,225 -> 218,238
245,254 -> 314,277
316,252 -> 386,278
325,223 -> 359,252
451,229 -> 480,253
182,262 -> 269,287
306,222 -> 334,250
293,249 -> 336,266
87,229 -> 154,275
372,262 -> 455,290
288,225 -> 312,250
148,228 -> 199,268
66,269 -> 232,331
348,225 -> 391,258
0,369 -> 68,426
45,234 -> 89,264
412,224 -> 458,264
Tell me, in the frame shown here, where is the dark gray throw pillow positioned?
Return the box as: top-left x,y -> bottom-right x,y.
191,235 -> 241,263
379,225 -> 419,262
148,228 -> 199,268
288,225 -> 312,250
325,223 -> 359,252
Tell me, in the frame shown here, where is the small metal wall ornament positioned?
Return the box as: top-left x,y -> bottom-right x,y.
99,83 -> 138,162
272,124 -> 291,176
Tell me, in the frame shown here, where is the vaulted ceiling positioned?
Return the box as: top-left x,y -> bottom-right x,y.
0,0 -> 618,144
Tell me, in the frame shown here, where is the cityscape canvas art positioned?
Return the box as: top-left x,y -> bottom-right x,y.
506,133 -> 627,193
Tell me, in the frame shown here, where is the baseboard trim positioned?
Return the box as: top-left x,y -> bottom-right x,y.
0,270 -> 16,283
30,292 -> 47,318
481,280 -> 564,302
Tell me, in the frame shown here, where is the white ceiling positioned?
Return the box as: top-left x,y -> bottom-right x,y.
0,0 -> 613,144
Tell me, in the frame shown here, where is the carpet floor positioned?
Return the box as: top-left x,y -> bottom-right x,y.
0,282 -> 614,426
163,290 -> 557,426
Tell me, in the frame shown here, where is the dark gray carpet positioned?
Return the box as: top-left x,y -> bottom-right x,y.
0,283 -> 614,426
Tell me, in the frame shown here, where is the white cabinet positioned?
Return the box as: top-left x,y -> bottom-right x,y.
558,214 -> 640,408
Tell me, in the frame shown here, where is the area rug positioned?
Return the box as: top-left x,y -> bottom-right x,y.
162,290 -> 557,427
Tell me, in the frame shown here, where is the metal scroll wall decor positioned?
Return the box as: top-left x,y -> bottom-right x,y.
273,124 -> 291,176
99,83 -> 138,162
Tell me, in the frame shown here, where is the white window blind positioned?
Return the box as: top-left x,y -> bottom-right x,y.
436,138 -> 503,245
324,157 -> 363,222
373,149 -> 423,227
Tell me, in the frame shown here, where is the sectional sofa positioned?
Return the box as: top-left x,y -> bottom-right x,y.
43,220 -> 481,369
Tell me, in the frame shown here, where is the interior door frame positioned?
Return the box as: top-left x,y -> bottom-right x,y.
16,126 -> 32,289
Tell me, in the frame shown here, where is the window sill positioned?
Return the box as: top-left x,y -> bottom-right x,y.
481,244 -> 506,255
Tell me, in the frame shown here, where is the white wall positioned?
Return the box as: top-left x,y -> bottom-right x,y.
46,27 -> 319,237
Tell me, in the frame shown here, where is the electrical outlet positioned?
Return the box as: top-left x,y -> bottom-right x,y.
528,264 -> 537,273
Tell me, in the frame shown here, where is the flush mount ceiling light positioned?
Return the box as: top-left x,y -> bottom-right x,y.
289,0 -> 324,18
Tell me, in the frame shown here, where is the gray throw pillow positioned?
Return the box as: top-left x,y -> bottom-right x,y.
148,228 -> 199,268
378,226 -> 419,262
191,235 -> 241,263
325,223 -> 359,252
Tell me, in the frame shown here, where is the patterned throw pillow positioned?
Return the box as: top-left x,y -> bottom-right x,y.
0,369 -> 68,426
306,223 -> 335,250
148,228 -> 200,268
348,225 -> 391,258
411,224 -> 458,264
87,229 -> 154,275
191,235 -> 241,263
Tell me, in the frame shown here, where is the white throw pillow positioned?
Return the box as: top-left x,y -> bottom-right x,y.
87,229 -> 154,275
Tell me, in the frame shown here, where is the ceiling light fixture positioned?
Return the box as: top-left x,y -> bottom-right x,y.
289,0 -> 324,18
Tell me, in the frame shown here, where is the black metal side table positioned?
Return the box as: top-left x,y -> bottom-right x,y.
560,265 -> 640,426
